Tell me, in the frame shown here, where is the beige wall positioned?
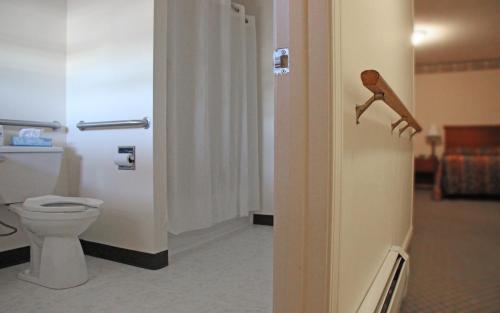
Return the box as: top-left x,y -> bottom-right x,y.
414,69 -> 500,157
0,0 -> 67,252
234,0 -> 275,214
334,0 -> 415,311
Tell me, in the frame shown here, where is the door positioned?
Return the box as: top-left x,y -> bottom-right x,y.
273,1 -> 335,312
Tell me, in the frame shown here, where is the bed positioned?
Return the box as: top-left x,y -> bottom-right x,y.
433,125 -> 500,200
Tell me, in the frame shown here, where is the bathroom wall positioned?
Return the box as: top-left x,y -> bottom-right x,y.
333,0 -> 415,311
414,69 -> 500,157
66,0 -> 166,254
235,0 -> 275,214
0,0 -> 67,252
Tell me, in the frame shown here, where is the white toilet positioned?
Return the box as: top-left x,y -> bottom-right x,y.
0,146 -> 103,289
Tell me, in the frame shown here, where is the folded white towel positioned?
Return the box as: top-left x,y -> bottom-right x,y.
19,128 -> 42,138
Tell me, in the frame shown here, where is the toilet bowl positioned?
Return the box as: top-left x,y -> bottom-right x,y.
0,146 -> 103,289
10,195 -> 103,289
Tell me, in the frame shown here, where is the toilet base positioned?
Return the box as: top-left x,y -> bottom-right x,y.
18,268 -> 88,290
20,236 -> 90,289
10,201 -> 101,289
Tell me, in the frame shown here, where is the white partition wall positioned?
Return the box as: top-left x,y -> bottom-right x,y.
66,0 -> 167,254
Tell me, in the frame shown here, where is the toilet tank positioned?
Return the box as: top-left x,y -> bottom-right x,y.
0,146 -> 64,204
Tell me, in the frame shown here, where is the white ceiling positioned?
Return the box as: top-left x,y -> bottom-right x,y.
414,0 -> 500,65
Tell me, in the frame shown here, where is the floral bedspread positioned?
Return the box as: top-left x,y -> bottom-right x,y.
440,147 -> 500,196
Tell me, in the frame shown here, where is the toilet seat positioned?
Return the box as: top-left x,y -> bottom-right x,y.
11,205 -> 100,221
23,195 -> 104,213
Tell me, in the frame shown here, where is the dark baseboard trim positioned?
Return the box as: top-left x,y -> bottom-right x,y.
80,240 -> 168,270
0,246 -> 30,269
253,214 -> 274,226
1,242 -> 168,271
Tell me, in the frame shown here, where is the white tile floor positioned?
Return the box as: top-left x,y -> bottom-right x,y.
0,225 -> 273,313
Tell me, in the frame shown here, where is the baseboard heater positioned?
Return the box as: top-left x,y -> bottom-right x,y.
358,246 -> 410,313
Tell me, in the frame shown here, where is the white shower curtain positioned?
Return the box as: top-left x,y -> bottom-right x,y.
167,0 -> 260,235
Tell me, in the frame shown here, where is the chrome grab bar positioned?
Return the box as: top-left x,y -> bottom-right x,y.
0,119 -> 62,130
77,117 -> 150,131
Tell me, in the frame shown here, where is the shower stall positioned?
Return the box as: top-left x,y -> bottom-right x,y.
166,0 -> 261,236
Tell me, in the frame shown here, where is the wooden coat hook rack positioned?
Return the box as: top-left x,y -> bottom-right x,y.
356,70 -> 422,138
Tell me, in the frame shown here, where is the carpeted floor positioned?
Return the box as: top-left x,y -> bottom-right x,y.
401,190 -> 500,313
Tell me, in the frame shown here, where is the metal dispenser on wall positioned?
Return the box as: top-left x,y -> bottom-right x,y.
113,146 -> 136,170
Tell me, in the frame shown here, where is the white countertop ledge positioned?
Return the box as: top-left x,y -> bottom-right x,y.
0,146 -> 64,153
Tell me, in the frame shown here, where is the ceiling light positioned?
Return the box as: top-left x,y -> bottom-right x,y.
412,30 -> 427,46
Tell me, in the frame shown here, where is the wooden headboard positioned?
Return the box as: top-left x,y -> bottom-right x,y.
445,125 -> 500,151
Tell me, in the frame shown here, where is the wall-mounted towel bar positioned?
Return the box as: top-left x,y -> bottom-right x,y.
77,117 -> 150,131
356,70 -> 422,138
0,119 -> 62,130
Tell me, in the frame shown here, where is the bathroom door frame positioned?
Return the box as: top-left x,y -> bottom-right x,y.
273,0 -> 338,313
